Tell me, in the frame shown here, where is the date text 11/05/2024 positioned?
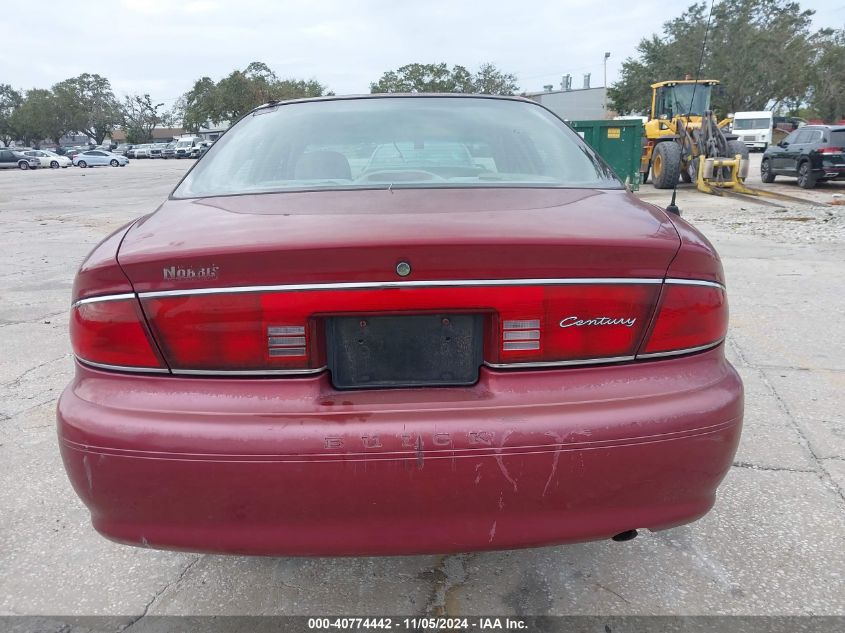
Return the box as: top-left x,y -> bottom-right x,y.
307,617 -> 527,630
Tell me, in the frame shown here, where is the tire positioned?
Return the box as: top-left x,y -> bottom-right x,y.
50,160 -> 59,169
18,161 -> 29,170
78,160 -> 87,168
797,161 -> 817,189
760,158 -> 776,183
651,142 -> 682,189
726,140 -> 749,160
110,159 -> 119,167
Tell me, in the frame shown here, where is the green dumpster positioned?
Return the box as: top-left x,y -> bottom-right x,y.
570,119 -> 643,191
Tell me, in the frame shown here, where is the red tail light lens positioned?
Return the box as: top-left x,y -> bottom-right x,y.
141,283 -> 662,372
641,283 -> 727,355
142,293 -> 319,372
819,147 -> 842,155
494,285 -> 659,364
71,298 -> 165,369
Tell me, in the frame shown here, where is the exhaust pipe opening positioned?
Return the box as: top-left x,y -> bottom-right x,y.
612,529 -> 639,542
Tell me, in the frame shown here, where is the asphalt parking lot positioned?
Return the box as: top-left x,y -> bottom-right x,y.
1,156 -> 844,623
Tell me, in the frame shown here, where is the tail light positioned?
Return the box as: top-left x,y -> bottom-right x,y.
70,298 -> 165,370
142,293 -> 320,373
818,147 -> 842,155
141,283 -> 663,373
82,279 -> 728,376
70,279 -> 730,375
492,284 -> 659,365
640,282 -> 728,356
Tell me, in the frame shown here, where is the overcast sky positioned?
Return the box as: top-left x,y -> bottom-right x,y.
3,0 -> 844,106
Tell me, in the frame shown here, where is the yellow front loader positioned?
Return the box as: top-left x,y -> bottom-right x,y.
640,79 -> 752,194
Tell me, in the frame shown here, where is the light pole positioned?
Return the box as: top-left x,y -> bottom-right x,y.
603,52 -> 611,115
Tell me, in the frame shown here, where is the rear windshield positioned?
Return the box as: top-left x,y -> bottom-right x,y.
829,131 -> 845,146
733,118 -> 771,130
173,96 -> 620,198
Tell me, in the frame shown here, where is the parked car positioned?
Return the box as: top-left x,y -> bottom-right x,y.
23,149 -> 72,169
149,143 -> 167,159
761,124 -> 845,188
113,144 -> 133,156
174,137 -> 202,158
129,144 -> 152,159
190,140 -> 214,158
58,95 -> 743,556
72,150 -> 129,168
0,148 -> 40,170
162,142 -> 176,159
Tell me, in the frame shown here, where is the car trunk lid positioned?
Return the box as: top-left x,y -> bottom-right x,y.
118,187 -> 683,382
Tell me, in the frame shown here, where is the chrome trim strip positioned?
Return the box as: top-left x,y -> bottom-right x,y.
138,277 -> 665,299
71,278 -> 725,306
664,278 -> 725,290
485,355 -> 635,369
171,366 -> 327,376
635,340 -> 723,359
76,356 -> 170,374
71,293 -> 136,308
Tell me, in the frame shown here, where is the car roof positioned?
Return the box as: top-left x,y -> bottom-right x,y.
248,92 -> 537,115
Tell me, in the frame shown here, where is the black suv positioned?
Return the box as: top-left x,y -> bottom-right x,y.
761,125 -> 845,188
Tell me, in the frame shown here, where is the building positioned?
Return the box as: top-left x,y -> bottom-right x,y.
56,133 -> 93,147
109,127 -> 186,143
524,76 -> 611,121
197,121 -> 231,141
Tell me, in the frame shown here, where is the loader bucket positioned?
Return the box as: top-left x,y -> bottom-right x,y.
696,154 -> 753,194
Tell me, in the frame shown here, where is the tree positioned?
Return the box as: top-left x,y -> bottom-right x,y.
8,89 -> 65,146
808,28 -> 845,122
121,94 -> 165,144
472,63 -> 520,95
608,0 -> 815,116
0,84 -> 22,147
180,63 -> 327,132
52,73 -> 122,144
182,77 -> 217,132
370,63 -> 518,94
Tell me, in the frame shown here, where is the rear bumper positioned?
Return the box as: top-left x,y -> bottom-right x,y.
820,166 -> 845,179
57,346 -> 743,556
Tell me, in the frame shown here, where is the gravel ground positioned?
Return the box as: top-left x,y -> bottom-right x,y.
637,153 -> 845,243
1,157 -> 843,625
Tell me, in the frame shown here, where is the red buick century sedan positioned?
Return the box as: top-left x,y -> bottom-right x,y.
58,95 -> 743,556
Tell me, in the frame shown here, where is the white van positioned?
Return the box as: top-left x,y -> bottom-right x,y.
174,136 -> 203,159
732,111 -> 774,151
